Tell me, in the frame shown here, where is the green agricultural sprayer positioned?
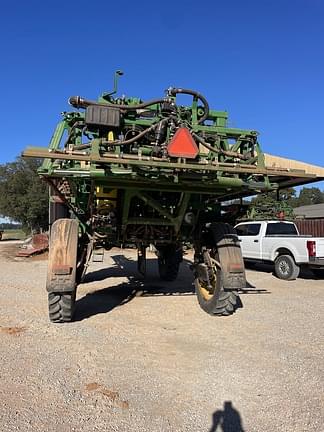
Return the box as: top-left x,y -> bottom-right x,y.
23,71 -> 324,322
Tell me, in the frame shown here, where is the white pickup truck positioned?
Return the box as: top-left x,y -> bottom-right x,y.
234,220 -> 324,280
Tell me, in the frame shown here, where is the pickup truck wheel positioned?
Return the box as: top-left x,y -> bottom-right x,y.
274,255 -> 300,280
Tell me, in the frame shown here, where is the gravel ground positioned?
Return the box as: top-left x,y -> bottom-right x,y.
0,241 -> 323,432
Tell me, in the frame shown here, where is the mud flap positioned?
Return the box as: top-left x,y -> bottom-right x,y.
46,218 -> 79,293
209,223 -> 246,290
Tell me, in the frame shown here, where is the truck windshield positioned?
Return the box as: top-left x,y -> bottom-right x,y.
265,223 -> 298,235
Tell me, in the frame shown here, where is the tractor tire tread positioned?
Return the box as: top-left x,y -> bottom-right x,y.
48,292 -> 75,323
196,286 -> 240,317
196,222 -> 243,317
158,245 -> 182,282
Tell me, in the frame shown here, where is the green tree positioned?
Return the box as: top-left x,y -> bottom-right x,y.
251,188 -> 297,207
297,187 -> 324,207
248,188 -> 296,219
0,157 -> 48,232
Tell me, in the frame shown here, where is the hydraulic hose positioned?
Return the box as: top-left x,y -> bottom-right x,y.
69,96 -> 165,110
168,88 -> 210,124
192,132 -> 248,160
102,118 -> 169,146
192,132 -> 218,153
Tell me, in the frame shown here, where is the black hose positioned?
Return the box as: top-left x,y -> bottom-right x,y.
69,96 -> 165,110
192,132 -> 218,153
192,132 -> 249,160
102,118 -> 169,146
168,88 -> 209,124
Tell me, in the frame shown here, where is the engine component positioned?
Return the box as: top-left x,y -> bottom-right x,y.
85,105 -> 121,128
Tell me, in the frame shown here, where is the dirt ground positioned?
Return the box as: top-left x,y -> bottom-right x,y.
0,241 -> 323,432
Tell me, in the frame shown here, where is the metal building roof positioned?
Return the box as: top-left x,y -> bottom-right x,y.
294,203 -> 324,219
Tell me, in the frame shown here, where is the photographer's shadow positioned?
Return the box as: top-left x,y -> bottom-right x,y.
209,401 -> 245,432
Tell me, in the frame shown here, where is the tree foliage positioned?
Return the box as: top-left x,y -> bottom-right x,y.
297,187 -> 324,206
251,188 -> 297,208
0,157 -> 48,231
250,186 -> 324,210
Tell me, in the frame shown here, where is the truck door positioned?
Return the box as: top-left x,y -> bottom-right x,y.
235,223 -> 262,259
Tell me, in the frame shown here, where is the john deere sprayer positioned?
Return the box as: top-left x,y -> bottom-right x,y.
23,71 -> 324,322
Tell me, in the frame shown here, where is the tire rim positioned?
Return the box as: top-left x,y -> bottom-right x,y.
196,273 -> 216,301
195,250 -> 218,301
279,260 -> 290,276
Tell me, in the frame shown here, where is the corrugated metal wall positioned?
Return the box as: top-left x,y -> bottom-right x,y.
295,219 -> 324,237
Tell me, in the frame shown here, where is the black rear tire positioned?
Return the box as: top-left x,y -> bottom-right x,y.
48,292 -> 76,323
47,219 -> 79,323
158,244 -> 182,281
195,223 -> 244,316
274,254 -> 300,280
195,266 -> 241,316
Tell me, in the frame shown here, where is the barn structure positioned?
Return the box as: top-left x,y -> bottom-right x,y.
294,203 -> 324,237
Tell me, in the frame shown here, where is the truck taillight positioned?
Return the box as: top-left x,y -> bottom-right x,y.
307,240 -> 316,257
